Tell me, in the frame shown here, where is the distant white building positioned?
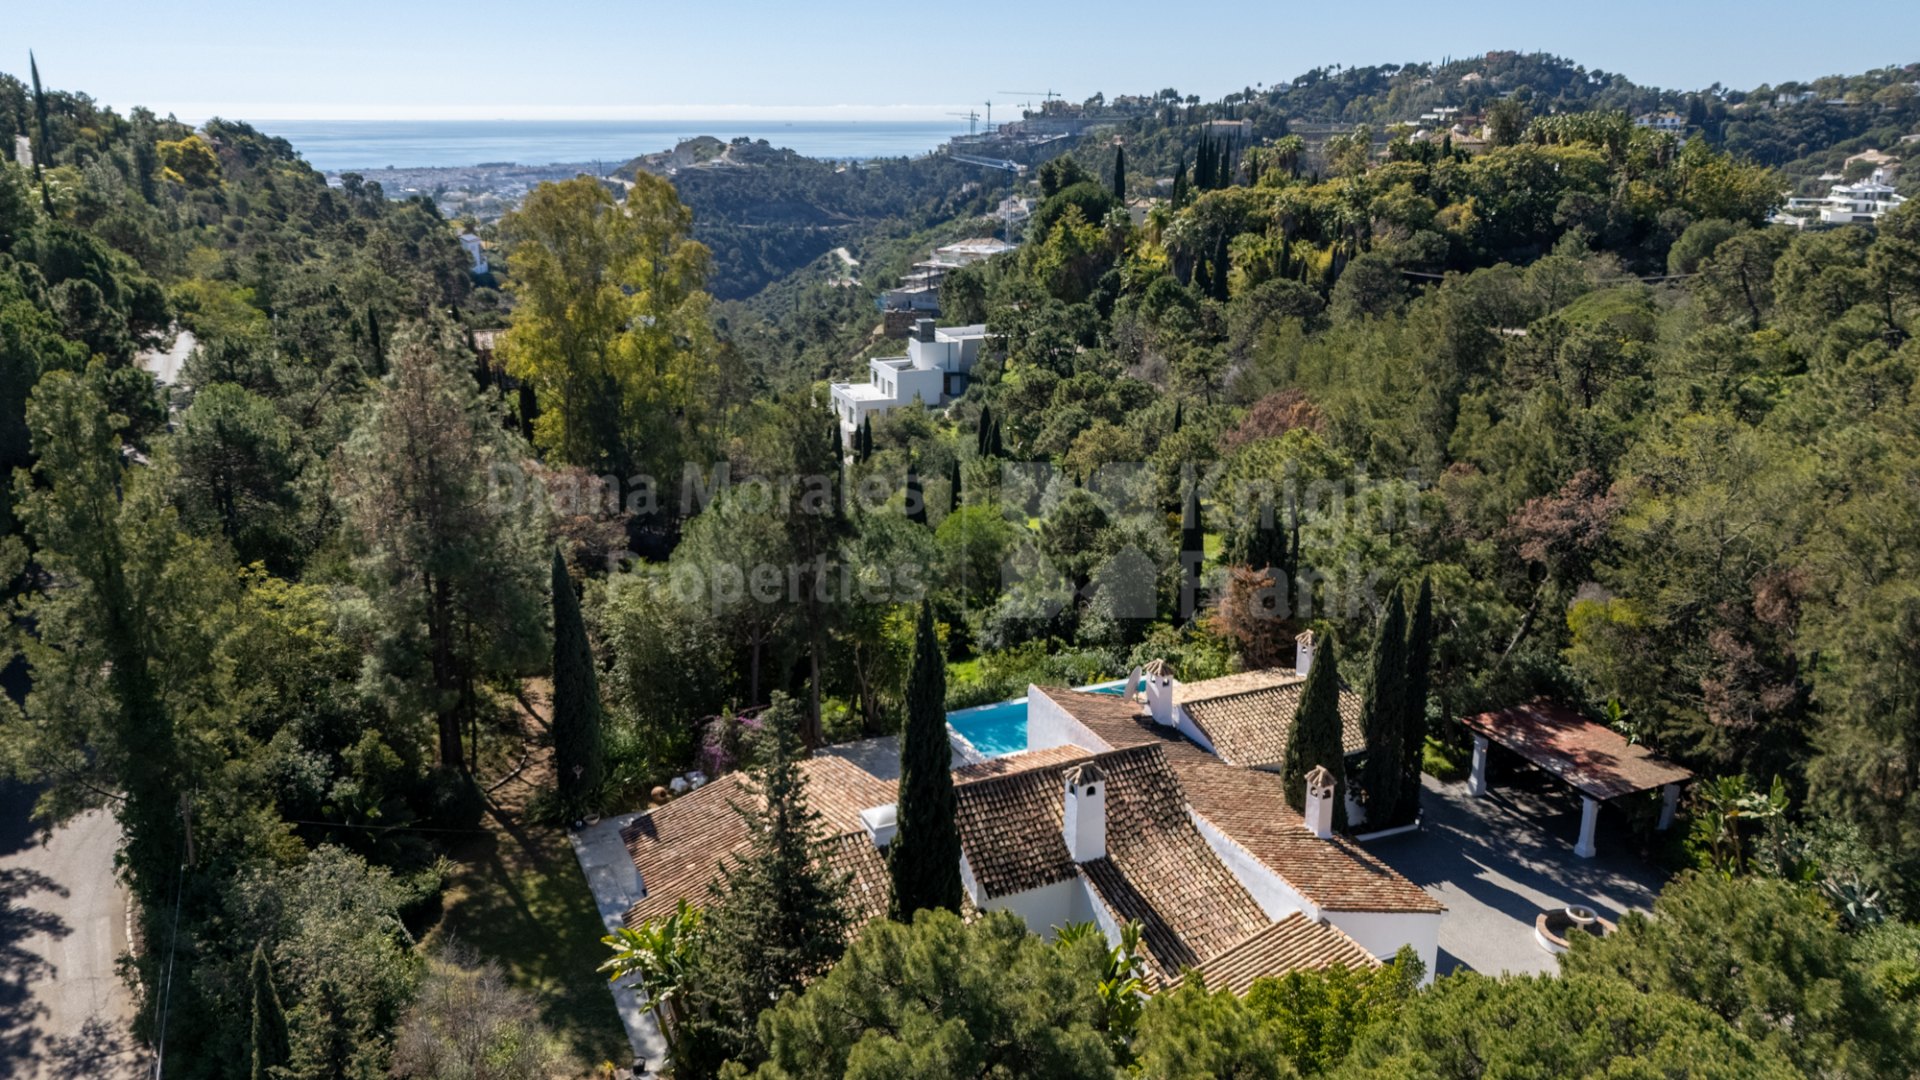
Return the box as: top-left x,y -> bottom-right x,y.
458,231 -> 488,275
1784,168 -> 1908,226
1634,111 -> 1685,134
830,320 -> 990,434
1775,90 -> 1818,107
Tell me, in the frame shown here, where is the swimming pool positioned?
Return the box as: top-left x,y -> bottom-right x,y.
946,679 -> 1134,758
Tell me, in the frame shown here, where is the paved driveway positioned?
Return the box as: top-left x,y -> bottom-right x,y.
0,782 -> 144,1079
1361,772 -> 1671,977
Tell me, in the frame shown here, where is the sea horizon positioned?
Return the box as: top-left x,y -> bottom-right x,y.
253,117 -> 974,172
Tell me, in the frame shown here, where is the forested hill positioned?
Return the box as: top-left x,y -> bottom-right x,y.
626,137 -> 991,299
1059,54 -> 1920,186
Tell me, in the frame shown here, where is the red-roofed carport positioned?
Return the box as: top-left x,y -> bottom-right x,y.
1458,700 -> 1692,859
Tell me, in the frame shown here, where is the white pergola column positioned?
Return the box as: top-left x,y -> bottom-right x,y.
1657,783 -> 1680,831
1467,735 -> 1490,796
1575,796 -> 1600,859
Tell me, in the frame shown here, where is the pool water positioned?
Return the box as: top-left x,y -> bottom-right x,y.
946,679 -> 1134,758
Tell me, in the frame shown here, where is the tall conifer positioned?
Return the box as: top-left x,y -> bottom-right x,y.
1358,589 -> 1408,828
904,463 -> 926,525
1179,485 -> 1205,623
947,457 -> 962,515
1281,634 -> 1346,823
1401,576 -> 1436,820
692,693 -> 850,1061
1112,145 -> 1127,203
889,601 -> 962,918
551,548 -> 604,813
248,942 -> 289,1080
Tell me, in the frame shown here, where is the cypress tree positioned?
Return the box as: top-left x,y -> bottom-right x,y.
1193,256 -> 1213,298
904,463 -> 926,525
1401,576 -> 1436,820
1358,589 -> 1408,829
889,600 -> 962,918
1211,233 -> 1232,301
1171,152 -> 1188,207
975,403 -> 994,457
28,53 -> 52,211
693,693 -> 850,1059
1111,145 -> 1126,203
1172,398 -> 1184,433
947,456 -> 962,515
551,549 -> 604,814
985,415 -> 1004,458
248,943 -> 289,1080
1179,485 -> 1205,623
859,414 -> 874,462
1281,634 -> 1346,824
1247,497 -> 1288,572
832,418 -> 845,461
366,307 -> 384,373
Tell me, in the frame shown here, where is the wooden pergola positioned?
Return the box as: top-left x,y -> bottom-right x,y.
1458,700 -> 1692,859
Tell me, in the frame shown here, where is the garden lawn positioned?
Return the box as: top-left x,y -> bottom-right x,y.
423,688 -> 628,1070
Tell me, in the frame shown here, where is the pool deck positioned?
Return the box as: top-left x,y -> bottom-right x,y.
817,735 -> 903,781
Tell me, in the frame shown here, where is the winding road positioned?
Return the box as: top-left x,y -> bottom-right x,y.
0,782 -> 144,1079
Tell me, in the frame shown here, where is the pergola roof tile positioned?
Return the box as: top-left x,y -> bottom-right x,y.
1459,699 -> 1692,801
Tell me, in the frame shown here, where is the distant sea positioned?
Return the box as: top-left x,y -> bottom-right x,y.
256,119 -> 967,171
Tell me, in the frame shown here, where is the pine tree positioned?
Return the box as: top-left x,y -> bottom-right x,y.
692,693 -> 850,1061
1179,485 -> 1205,623
947,457 -> 962,515
1281,635 -> 1346,824
551,548 -> 604,814
904,463 -> 926,525
248,942 -> 289,1080
1112,145 -> 1127,203
1358,589 -> 1408,829
1400,576 -> 1435,821
890,601 -> 962,918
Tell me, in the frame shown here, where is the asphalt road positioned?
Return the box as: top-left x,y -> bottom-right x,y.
0,781 -> 145,1079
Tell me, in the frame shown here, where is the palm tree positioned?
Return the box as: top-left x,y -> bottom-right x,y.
600,899 -> 704,1063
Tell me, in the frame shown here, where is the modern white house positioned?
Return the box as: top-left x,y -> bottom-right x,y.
830,320 -> 990,435
1783,168 -> 1908,226
1633,111 -> 1685,134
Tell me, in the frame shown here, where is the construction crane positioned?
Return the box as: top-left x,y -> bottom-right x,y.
947,110 -> 981,134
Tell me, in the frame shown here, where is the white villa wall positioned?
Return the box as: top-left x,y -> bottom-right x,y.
1027,686 -> 1112,752
1170,706 -> 1216,755
981,876 -> 1095,938
1188,811 -> 1317,921
1323,909 -> 1440,985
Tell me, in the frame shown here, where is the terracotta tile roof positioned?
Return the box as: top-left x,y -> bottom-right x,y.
622,756 -> 896,928
952,753 -> 1090,898
816,831 -> 893,933
1460,699 -> 1693,801
1170,912 -> 1378,994
953,744 -> 1093,784
1176,760 -> 1444,914
1076,746 -> 1269,982
1177,670 -> 1366,765
1038,688 -> 1443,916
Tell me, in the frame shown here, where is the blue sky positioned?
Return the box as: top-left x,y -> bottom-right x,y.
17,1 -> 1917,121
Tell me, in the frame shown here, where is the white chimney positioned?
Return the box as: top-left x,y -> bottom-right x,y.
1143,659 -> 1177,727
1062,764 -> 1107,862
1303,765 -> 1335,840
1295,630 -> 1316,678
859,803 -> 898,849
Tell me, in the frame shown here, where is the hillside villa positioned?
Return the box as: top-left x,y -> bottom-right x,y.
617,637 -> 1445,991
829,319 -> 990,437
